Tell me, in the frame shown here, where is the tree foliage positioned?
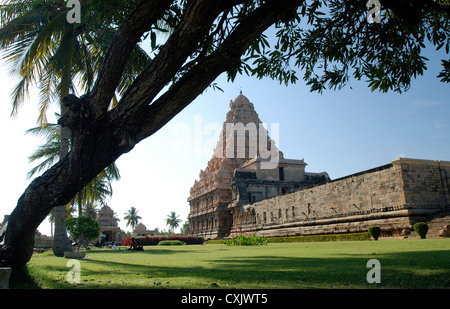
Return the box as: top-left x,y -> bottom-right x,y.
65,216 -> 100,250
166,211 -> 182,234
242,0 -> 450,93
124,206 -> 142,231
0,0 -> 151,124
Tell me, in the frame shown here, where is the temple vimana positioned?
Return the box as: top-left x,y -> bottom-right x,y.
187,92 -> 450,239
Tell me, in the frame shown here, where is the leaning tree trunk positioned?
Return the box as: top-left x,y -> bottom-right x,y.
0,117 -> 122,269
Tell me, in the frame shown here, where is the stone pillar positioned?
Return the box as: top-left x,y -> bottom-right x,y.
0,267 -> 12,289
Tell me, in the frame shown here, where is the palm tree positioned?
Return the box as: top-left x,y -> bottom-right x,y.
83,203 -> 98,220
124,207 -> 142,232
180,221 -> 190,235
0,0 -> 151,256
0,1 -> 101,256
166,211 -> 182,234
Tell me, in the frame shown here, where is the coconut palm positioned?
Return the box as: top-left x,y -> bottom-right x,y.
0,0 -> 151,256
124,207 -> 142,231
166,211 -> 182,234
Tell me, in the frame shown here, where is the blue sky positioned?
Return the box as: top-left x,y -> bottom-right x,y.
0,38 -> 448,235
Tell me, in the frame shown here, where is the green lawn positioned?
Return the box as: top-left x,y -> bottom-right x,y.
20,238 -> 450,289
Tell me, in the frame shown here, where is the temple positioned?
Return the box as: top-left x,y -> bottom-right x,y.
188,93 -> 450,239
187,93 -> 330,238
97,205 -> 121,244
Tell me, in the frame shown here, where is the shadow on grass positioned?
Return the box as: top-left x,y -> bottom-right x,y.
9,266 -> 42,289
21,248 -> 450,289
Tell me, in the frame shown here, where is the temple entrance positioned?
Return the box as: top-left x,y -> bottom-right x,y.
102,230 -> 113,242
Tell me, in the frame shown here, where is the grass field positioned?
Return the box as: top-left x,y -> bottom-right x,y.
19,238 -> 450,289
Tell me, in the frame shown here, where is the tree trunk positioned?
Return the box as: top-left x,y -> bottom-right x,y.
52,101 -> 73,256
52,205 -> 72,256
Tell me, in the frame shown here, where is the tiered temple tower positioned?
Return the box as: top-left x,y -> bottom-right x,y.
187,92 -> 273,238
188,92 -> 329,238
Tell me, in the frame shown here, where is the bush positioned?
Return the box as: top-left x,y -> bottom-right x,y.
368,226 -> 381,240
158,240 -> 184,246
206,232 -> 371,244
225,234 -> 268,246
414,222 -> 429,239
267,232 -> 371,243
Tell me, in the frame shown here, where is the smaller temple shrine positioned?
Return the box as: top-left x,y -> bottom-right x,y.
133,222 -> 156,237
97,205 -> 121,244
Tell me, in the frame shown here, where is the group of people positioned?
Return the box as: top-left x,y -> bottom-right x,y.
127,237 -> 144,251
92,232 -> 143,251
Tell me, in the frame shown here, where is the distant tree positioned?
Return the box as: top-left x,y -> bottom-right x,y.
166,211 -> 182,234
83,203 -> 98,220
180,221 -> 190,235
124,206 -> 142,231
65,216 -> 100,251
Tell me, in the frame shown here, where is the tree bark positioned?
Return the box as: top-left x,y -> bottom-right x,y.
0,0 -> 303,272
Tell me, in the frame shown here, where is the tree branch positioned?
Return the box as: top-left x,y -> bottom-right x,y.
89,0 -> 174,118
109,0 -> 249,123
134,0 -> 305,141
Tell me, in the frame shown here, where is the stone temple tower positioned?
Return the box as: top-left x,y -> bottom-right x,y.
188,92 -> 329,239
187,92 -> 282,238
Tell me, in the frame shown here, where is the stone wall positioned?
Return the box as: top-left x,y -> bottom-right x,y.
233,158 -> 450,238
397,158 -> 450,207
34,232 -> 53,252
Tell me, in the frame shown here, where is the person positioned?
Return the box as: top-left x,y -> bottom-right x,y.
128,237 -> 138,251
100,232 -> 106,247
128,237 -> 144,251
